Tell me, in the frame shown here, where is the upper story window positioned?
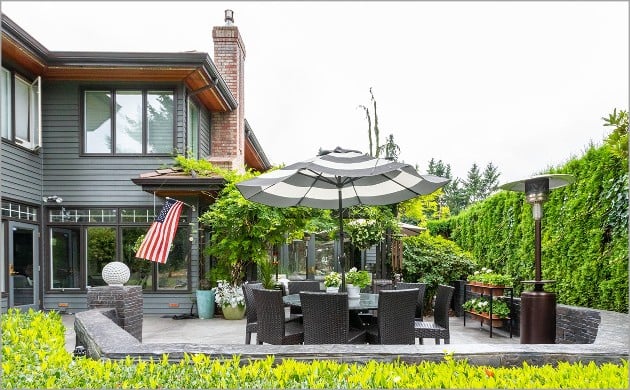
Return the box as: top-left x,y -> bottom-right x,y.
83,88 -> 174,155
1,67 -> 41,151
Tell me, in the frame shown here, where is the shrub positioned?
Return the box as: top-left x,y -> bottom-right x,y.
2,310 -> 627,389
402,232 -> 476,309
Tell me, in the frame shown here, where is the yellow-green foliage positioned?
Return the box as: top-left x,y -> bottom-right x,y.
2,310 -> 627,389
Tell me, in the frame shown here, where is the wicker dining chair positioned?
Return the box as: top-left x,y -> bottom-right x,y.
242,282 -> 302,344
252,288 -> 304,345
299,291 -> 367,344
366,288 -> 417,344
242,282 -> 262,344
397,282 -> 427,320
414,284 -> 455,344
288,280 -> 322,315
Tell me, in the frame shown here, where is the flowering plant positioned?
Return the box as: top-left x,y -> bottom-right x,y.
345,267 -> 371,289
213,280 -> 245,308
467,267 -> 512,286
324,272 -> 341,287
462,297 -> 510,318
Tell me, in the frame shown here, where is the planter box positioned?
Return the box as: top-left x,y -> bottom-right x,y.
467,283 -> 508,296
466,310 -> 508,328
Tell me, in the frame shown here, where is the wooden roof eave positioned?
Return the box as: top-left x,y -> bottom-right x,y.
131,176 -> 227,202
2,14 -> 237,113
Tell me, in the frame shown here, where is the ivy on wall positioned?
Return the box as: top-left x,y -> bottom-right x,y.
428,144 -> 628,313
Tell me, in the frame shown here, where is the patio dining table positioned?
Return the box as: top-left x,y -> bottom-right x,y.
283,293 -> 379,310
284,292 -> 379,330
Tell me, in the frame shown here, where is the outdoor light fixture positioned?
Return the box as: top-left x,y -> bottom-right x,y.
500,173 -> 575,344
225,9 -> 234,25
501,174 -> 574,289
42,195 -> 63,204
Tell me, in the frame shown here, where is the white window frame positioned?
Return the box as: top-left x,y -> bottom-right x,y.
1,67 -> 41,151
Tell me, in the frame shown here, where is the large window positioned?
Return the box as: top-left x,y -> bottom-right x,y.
47,207 -> 189,291
1,67 -> 41,150
83,89 -> 174,155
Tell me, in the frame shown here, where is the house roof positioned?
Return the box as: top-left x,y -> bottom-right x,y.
130,167 -> 226,202
1,13 -> 271,171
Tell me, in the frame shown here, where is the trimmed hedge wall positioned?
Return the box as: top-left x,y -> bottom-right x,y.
428,144 -> 628,313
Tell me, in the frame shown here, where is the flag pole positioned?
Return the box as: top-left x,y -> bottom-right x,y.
165,197 -> 196,211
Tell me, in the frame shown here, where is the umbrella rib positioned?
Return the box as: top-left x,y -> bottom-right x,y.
381,171 -> 423,197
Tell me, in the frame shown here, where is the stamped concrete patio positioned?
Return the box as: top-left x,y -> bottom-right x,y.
63,312 -> 520,352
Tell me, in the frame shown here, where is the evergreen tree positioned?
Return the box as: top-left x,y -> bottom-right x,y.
480,162 -> 501,199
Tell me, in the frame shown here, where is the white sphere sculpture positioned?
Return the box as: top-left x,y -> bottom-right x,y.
102,262 -> 130,286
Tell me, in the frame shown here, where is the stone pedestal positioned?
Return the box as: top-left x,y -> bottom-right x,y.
87,285 -> 143,341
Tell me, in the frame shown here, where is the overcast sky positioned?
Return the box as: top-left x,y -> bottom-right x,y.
2,1 -> 628,184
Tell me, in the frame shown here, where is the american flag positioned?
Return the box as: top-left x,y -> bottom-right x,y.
135,198 -> 184,263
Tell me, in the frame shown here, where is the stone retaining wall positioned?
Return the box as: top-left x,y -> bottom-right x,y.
86,285 -> 143,341
556,304 -> 600,344
74,308 -> 628,367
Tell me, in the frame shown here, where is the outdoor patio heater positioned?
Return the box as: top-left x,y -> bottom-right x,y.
501,173 -> 574,344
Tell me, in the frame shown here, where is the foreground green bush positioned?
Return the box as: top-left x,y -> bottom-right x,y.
2,310 -> 627,389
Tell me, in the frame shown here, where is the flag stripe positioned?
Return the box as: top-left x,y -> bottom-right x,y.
135,199 -> 184,264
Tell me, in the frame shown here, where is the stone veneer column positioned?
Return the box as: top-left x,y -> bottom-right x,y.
211,15 -> 246,171
87,286 -> 143,341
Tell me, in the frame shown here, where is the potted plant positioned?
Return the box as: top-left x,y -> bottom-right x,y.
259,258 -> 277,290
324,271 -> 341,293
195,276 -> 216,319
213,280 -> 246,320
345,267 -> 371,298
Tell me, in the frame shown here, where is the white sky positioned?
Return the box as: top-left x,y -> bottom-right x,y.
2,1 -> 628,184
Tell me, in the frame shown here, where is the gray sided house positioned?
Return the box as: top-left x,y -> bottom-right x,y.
1,11 -> 270,315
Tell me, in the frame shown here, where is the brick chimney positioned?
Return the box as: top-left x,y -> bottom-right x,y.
210,9 -> 246,171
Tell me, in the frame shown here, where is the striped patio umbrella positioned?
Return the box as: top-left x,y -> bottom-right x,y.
236,147 -> 449,290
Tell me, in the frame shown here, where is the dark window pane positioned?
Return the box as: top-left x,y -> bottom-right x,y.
147,91 -> 174,154
51,228 -> 80,289
115,91 -> 143,153
86,227 -> 116,286
85,91 -> 112,153
158,227 -> 189,290
122,226 -> 153,290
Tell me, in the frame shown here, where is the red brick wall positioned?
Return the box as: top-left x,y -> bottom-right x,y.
211,26 -> 246,171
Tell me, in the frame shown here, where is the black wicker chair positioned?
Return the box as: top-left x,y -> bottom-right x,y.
288,280 -> 322,315
300,291 -> 367,344
242,282 -> 262,344
414,284 -> 454,344
397,282 -> 427,320
366,288 -> 417,344
243,283 -> 302,344
252,288 -> 304,345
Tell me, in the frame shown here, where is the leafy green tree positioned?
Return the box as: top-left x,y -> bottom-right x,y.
602,108 -> 628,160
480,162 -> 501,199
402,232 -> 476,309
428,159 -> 501,215
464,163 -> 484,203
427,158 -> 466,215
346,205 -> 398,250
199,172 -> 322,286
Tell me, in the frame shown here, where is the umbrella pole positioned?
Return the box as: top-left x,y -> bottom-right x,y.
338,186 -> 346,292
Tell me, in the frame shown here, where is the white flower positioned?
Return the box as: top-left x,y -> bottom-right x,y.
213,280 -> 245,308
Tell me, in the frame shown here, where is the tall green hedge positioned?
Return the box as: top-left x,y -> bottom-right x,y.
429,144 -> 628,313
